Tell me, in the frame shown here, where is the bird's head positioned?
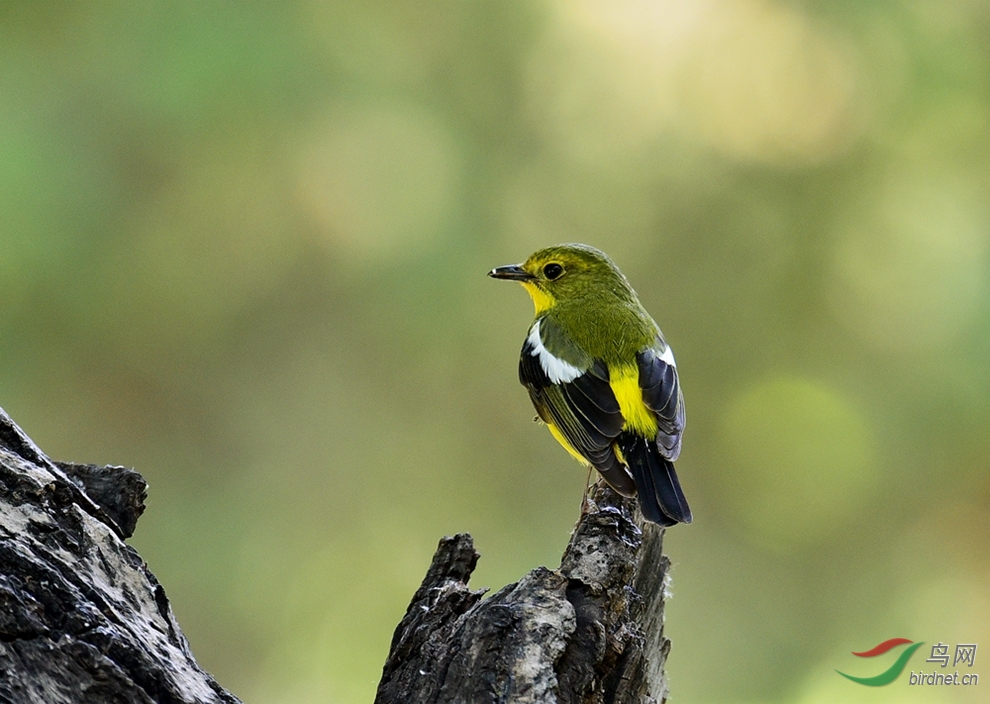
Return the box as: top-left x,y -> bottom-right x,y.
488,243 -> 633,315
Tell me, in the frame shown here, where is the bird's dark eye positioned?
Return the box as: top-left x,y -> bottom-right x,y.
543,263 -> 564,280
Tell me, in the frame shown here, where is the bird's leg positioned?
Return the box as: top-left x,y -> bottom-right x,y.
580,464 -> 594,516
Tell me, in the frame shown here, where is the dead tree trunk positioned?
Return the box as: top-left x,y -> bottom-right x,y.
0,401 -> 676,704
375,484 -> 673,704
0,407 -> 240,704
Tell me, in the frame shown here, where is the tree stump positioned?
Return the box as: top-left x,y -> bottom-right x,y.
0,403 -> 676,704
375,484 -> 673,704
0,407 -> 240,704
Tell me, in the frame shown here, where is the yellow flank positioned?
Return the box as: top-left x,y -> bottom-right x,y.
521,281 -> 556,315
547,422 -> 590,465
610,364 -> 659,436
612,442 -> 626,465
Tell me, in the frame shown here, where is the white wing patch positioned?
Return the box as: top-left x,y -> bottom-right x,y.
659,343 -> 676,367
528,320 -> 583,384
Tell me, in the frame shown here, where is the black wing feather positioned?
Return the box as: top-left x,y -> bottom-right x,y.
518,336 -> 636,496
637,344 -> 685,461
517,328 -> 690,518
565,375 -> 623,432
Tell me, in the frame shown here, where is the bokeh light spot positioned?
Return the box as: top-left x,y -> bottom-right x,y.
721,376 -> 877,551
296,103 -> 460,262
829,169 -> 989,352
527,0 -> 867,165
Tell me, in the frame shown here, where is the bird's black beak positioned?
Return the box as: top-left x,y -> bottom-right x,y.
488,264 -> 535,281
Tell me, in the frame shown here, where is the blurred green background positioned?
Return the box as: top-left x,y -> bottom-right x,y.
2,1 -> 988,702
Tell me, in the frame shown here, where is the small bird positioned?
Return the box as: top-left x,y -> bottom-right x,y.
489,244 -> 691,526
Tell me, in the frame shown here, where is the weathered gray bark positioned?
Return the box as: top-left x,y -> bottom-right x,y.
0,400 -> 675,704
0,407 -> 240,704
376,484 -> 673,704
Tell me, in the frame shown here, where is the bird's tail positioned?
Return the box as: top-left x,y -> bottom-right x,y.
618,434 -> 692,526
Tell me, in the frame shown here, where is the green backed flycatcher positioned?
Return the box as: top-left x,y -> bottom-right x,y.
490,243 -> 691,526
